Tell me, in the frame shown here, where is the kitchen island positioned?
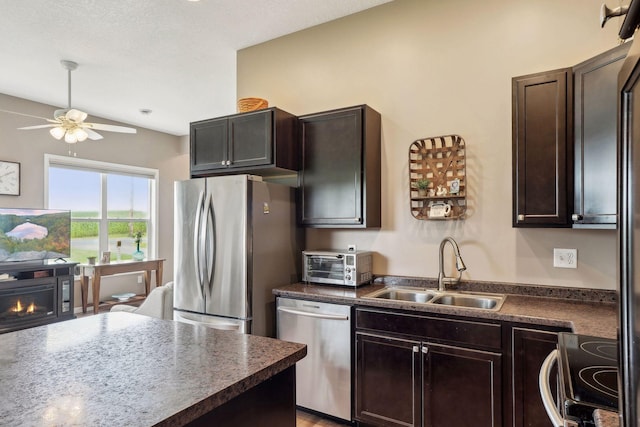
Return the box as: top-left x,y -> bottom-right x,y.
0,312 -> 306,427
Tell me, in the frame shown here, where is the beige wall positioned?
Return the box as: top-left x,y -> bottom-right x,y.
238,0 -> 624,289
0,93 -> 189,305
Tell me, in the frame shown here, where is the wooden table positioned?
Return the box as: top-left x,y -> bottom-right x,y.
79,258 -> 165,314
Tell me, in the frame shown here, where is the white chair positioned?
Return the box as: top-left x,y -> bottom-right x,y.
110,282 -> 174,320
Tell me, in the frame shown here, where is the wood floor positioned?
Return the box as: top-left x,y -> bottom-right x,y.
296,410 -> 351,427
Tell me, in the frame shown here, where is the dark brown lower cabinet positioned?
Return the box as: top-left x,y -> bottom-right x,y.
424,343 -> 502,427
355,332 -> 421,427
507,325 -> 570,427
186,366 -> 296,427
355,309 -> 502,427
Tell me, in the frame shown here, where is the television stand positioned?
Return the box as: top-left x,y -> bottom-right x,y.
0,261 -> 77,334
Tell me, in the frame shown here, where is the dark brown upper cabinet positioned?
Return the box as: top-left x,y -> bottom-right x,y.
298,105 -> 381,228
573,42 -> 630,228
512,68 -> 573,227
512,43 -> 631,229
190,107 -> 298,178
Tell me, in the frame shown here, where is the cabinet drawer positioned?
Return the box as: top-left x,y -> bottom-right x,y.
355,308 -> 502,351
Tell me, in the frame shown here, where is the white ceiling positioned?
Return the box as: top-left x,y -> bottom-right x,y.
0,0 -> 390,136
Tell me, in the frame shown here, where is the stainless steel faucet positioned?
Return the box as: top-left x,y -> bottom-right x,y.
438,237 -> 467,291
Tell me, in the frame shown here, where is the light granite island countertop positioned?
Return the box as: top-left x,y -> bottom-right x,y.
0,312 -> 306,427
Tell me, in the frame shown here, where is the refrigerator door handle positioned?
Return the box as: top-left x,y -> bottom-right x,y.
193,190 -> 206,298
203,192 -> 216,291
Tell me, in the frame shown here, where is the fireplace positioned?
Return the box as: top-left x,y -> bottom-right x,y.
0,283 -> 57,332
0,262 -> 76,334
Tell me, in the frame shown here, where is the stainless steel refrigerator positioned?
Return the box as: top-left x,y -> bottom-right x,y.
173,174 -> 300,337
619,4 -> 640,426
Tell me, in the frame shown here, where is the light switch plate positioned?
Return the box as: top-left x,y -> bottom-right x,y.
553,248 -> 577,269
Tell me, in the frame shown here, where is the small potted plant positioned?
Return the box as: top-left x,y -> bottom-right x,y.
132,231 -> 145,261
414,178 -> 430,197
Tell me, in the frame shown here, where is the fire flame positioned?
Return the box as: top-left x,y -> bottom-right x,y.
11,300 -> 23,313
9,299 -> 36,314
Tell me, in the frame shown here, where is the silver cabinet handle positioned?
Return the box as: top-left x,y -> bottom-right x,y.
538,349 -> 564,427
422,346 -> 428,354
277,306 -> 349,321
517,214 -> 525,221
413,346 -> 420,353
572,214 -> 583,221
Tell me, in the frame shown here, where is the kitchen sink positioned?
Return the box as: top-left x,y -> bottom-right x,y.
362,287 -> 505,311
363,287 -> 438,303
430,293 -> 504,310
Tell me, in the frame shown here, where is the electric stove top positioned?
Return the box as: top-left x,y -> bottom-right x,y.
557,332 -> 619,424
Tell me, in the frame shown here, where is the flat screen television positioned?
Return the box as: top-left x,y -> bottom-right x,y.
0,208 -> 71,263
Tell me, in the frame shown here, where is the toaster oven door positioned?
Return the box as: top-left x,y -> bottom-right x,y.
304,255 -> 346,285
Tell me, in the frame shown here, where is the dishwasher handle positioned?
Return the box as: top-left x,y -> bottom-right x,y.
277,306 -> 349,321
538,349 -> 564,427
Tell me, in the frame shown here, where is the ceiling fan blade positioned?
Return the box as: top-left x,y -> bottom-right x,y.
17,124 -> 57,130
85,129 -> 103,140
66,109 -> 88,123
85,122 -> 137,134
0,108 -> 52,122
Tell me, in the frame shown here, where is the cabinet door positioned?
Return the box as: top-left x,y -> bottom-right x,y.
423,343 -> 502,427
512,69 -> 573,227
355,332 -> 421,427
573,43 -> 630,228
228,109 -> 273,169
509,327 -> 564,427
299,105 -> 381,228
190,118 -> 228,174
300,107 -> 364,226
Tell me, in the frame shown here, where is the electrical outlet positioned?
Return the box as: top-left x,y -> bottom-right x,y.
553,248 -> 578,269
137,275 -> 143,284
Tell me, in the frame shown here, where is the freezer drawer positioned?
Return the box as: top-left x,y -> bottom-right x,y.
174,310 -> 248,333
276,297 -> 352,422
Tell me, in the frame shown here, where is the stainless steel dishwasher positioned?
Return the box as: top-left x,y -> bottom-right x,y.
276,297 -> 352,422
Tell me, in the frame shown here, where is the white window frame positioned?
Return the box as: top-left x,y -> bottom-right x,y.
43,154 -> 159,261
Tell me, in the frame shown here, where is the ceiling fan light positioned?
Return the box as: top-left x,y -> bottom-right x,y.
66,109 -> 87,123
75,128 -> 88,142
64,131 -> 78,144
49,127 -> 66,140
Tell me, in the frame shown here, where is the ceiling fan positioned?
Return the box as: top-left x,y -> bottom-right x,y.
11,60 -> 137,144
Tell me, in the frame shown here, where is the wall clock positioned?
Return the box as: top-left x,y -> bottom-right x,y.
0,161 -> 20,196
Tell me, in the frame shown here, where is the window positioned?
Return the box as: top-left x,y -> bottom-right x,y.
45,155 -> 158,264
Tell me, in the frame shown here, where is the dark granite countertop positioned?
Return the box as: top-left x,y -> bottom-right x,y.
273,280 -> 617,339
0,312 -> 306,427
